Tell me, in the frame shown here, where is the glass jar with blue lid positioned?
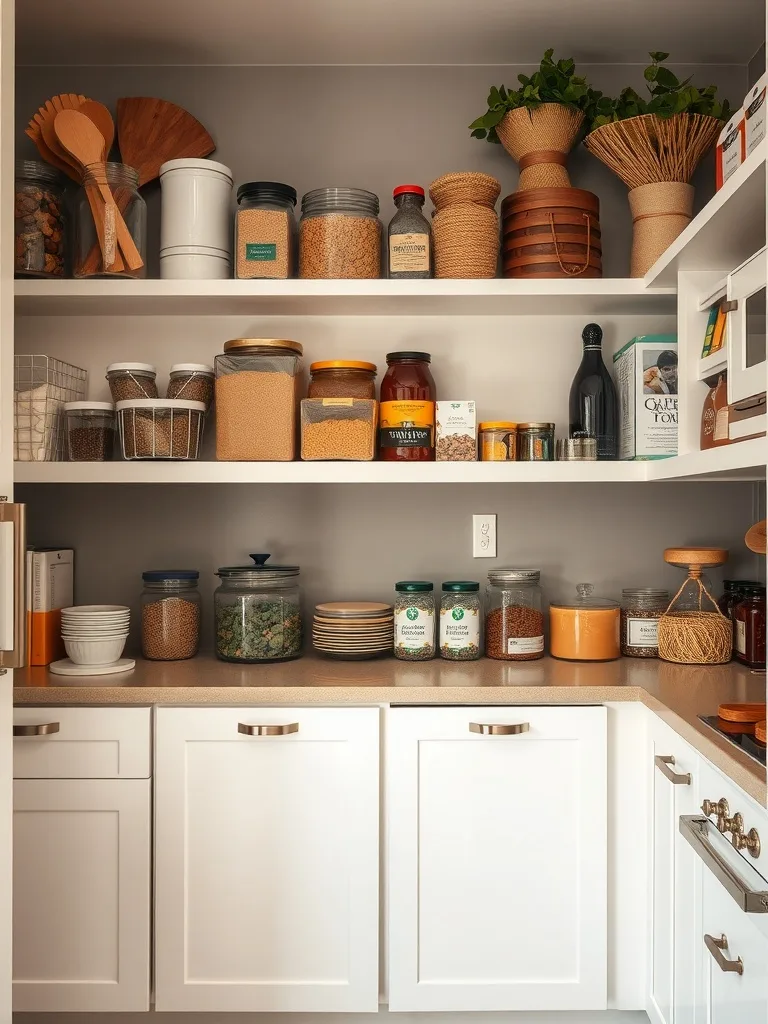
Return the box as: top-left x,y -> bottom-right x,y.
141,570 -> 201,661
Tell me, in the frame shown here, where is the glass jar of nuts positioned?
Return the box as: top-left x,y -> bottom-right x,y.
141,570 -> 201,661
299,187 -> 381,279
15,160 -> 66,278
485,569 -> 544,661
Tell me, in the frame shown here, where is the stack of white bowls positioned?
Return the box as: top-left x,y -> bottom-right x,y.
61,605 -> 130,667
159,158 -> 233,279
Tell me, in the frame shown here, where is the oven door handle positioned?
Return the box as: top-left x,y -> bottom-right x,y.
679,815 -> 768,914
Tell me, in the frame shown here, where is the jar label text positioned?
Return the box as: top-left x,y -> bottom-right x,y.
395,607 -> 435,651
245,242 -> 277,261
389,232 -> 430,273
627,617 -> 659,647
507,635 -> 544,655
440,607 -> 480,649
735,618 -> 746,655
380,400 -> 435,448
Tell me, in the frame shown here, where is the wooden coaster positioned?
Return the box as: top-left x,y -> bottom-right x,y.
718,702 -> 767,724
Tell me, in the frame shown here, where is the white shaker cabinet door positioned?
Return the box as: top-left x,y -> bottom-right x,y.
387,705 -> 607,1012
154,707 -> 379,1012
12,779 -> 151,1011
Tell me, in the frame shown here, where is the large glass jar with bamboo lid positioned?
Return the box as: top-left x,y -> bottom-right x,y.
214,339 -> 303,461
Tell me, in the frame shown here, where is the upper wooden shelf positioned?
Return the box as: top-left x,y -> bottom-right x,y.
14,279 -> 676,318
644,142 -> 766,289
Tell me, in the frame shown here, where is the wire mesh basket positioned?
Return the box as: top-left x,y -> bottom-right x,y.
116,399 -> 206,460
14,355 -> 88,461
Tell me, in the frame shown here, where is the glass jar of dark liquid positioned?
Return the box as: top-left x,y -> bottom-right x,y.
379,351 -> 436,461
734,585 -> 766,669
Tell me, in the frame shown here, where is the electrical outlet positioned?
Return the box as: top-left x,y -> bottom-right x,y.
472,514 -> 497,558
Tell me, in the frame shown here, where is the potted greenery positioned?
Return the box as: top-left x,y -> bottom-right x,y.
585,53 -> 731,276
469,50 -> 603,190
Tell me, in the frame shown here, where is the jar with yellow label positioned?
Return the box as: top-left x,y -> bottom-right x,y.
379,351 -> 436,461
479,421 -> 517,461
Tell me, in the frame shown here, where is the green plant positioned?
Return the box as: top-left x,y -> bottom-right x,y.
590,53 -> 731,129
469,49 -> 603,143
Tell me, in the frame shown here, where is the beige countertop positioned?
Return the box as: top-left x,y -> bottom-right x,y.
14,655 -> 767,804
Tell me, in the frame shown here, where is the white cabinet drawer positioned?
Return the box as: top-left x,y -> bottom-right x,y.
13,707 -> 151,778
697,759 -> 768,890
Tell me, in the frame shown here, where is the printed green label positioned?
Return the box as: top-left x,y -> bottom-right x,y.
245,243 -> 277,261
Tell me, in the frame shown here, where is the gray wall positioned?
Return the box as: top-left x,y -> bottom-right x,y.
749,43 -> 766,87
15,63 -> 747,278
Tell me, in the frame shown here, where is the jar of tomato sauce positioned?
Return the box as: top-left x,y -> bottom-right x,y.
379,351 -> 436,461
734,584 -> 766,668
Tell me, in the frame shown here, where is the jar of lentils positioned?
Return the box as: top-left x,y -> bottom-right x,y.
141,570 -> 201,661
394,581 -> 436,660
439,581 -> 481,660
106,362 -> 159,402
299,188 -> 381,279
620,588 -> 669,658
166,364 -> 215,408
485,569 -> 544,661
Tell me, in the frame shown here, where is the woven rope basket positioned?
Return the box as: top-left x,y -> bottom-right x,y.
429,173 -> 500,278
627,181 -> 694,277
657,577 -> 733,665
496,104 -> 585,190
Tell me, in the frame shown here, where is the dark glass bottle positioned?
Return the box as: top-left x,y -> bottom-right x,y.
569,323 -> 618,461
734,584 -> 766,668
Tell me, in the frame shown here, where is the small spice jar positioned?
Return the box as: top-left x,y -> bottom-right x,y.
439,581 -> 481,660
485,569 -> 544,661
64,402 -> 116,461
74,162 -> 146,278
299,187 -> 381,279
734,584 -> 766,668
15,160 -> 66,278
106,362 -> 158,402
141,570 -> 201,661
307,361 -> 377,399
387,185 -> 432,279
517,422 -> 555,461
620,588 -> 669,658
550,583 -> 620,661
166,364 -> 215,408
479,422 -> 517,461
235,181 -> 297,280
394,581 -> 436,660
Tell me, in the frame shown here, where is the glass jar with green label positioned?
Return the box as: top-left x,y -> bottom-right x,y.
235,181 -> 297,280
394,581 -> 436,660
440,581 -> 481,660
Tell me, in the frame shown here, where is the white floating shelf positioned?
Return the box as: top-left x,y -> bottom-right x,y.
646,436 -> 766,481
696,348 -> 728,381
14,278 -> 677,317
644,142 -> 767,289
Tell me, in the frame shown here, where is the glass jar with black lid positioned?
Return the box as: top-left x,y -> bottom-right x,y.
379,351 -> 436,461
235,181 -> 297,279
214,554 -> 302,663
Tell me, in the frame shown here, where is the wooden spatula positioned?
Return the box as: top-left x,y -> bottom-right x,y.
116,97 -> 215,186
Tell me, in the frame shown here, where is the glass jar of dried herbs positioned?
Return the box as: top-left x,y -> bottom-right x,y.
214,553 -> 303,662
439,581 -> 481,660
394,581 -> 436,660
620,588 -> 669,658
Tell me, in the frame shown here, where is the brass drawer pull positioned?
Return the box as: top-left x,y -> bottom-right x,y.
13,722 -> 60,736
705,933 -> 744,975
732,828 -> 762,858
702,798 -> 729,819
469,722 -> 530,735
238,722 -> 299,736
655,755 -> 691,785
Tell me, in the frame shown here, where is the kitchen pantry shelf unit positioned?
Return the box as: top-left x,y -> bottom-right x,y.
644,141 -> 767,289
13,279 -> 677,317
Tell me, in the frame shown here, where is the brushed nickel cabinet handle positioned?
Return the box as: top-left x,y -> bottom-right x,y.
655,755 -> 691,785
469,722 -> 530,735
238,722 -> 299,736
13,722 -> 60,736
705,933 -> 744,975
679,815 -> 768,914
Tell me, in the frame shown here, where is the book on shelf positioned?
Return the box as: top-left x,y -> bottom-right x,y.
710,305 -> 728,354
701,303 -> 719,357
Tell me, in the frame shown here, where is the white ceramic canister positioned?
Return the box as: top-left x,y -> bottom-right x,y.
159,158 -> 233,253
160,244 -> 232,280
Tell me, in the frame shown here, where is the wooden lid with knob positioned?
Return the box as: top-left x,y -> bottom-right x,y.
663,546 -> 728,568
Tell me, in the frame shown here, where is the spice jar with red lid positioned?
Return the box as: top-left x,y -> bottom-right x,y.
387,185 -> 432,279
734,584 -> 766,668
379,351 -> 436,460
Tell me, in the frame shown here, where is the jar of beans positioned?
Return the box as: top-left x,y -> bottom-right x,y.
485,569 -> 544,661
439,581 -> 481,660
15,160 -> 66,278
235,181 -> 297,279
299,188 -> 381,279
141,570 -> 201,661
64,402 -> 116,461
166,364 -> 215,408
620,588 -> 669,658
307,361 -> 377,399
106,362 -> 158,402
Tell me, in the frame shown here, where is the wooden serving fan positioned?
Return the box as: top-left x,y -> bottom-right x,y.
116,97 -> 215,187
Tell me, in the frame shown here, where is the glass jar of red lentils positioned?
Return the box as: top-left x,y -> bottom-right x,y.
307,361 -> 377,399
485,569 -> 544,661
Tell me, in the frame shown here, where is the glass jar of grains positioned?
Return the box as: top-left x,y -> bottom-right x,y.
517,422 -> 555,461
299,187 -> 381,279
65,402 -> 116,461
215,339 -> 303,461
141,570 -> 201,661
214,554 -> 302,663
106,362 -> 159,402
15,160 -> 66,278
394,581 -> 436,661
166,363 -> 215,408
620,588 -> 669,658
479,421 -> 517,461
307,361 -> 377,399
439,581 -> 481,660
235,181 -> 297,280
485,569 -> 544,661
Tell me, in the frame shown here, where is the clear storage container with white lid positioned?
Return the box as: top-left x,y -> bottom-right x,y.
167,363 -> 215,407
106,362 -> 158,402
64,401 -> 116,461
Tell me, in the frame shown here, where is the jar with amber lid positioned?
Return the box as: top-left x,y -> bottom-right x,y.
307,361 -> 377,399
479,422 -> 517,461
550,583 -> 620,661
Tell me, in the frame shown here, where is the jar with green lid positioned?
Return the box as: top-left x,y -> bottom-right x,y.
439,581 -> 481,660
394,581 -> 436,661
620,588 -> 669,658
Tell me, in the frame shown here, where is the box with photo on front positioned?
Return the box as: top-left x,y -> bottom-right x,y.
612,335 -> 678,460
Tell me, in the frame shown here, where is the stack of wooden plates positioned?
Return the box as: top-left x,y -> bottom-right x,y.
312,602 -> 394,660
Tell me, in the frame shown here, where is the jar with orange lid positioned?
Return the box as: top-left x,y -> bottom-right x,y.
479,422 -> 517,461
307,361 -> 377,399
550,583 -> 620,661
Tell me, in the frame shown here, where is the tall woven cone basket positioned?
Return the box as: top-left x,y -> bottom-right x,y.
585,112 -> 721,277
496,104 -> 585,189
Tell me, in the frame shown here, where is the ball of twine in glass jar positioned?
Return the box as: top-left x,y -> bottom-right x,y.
657,577 -> 732,665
